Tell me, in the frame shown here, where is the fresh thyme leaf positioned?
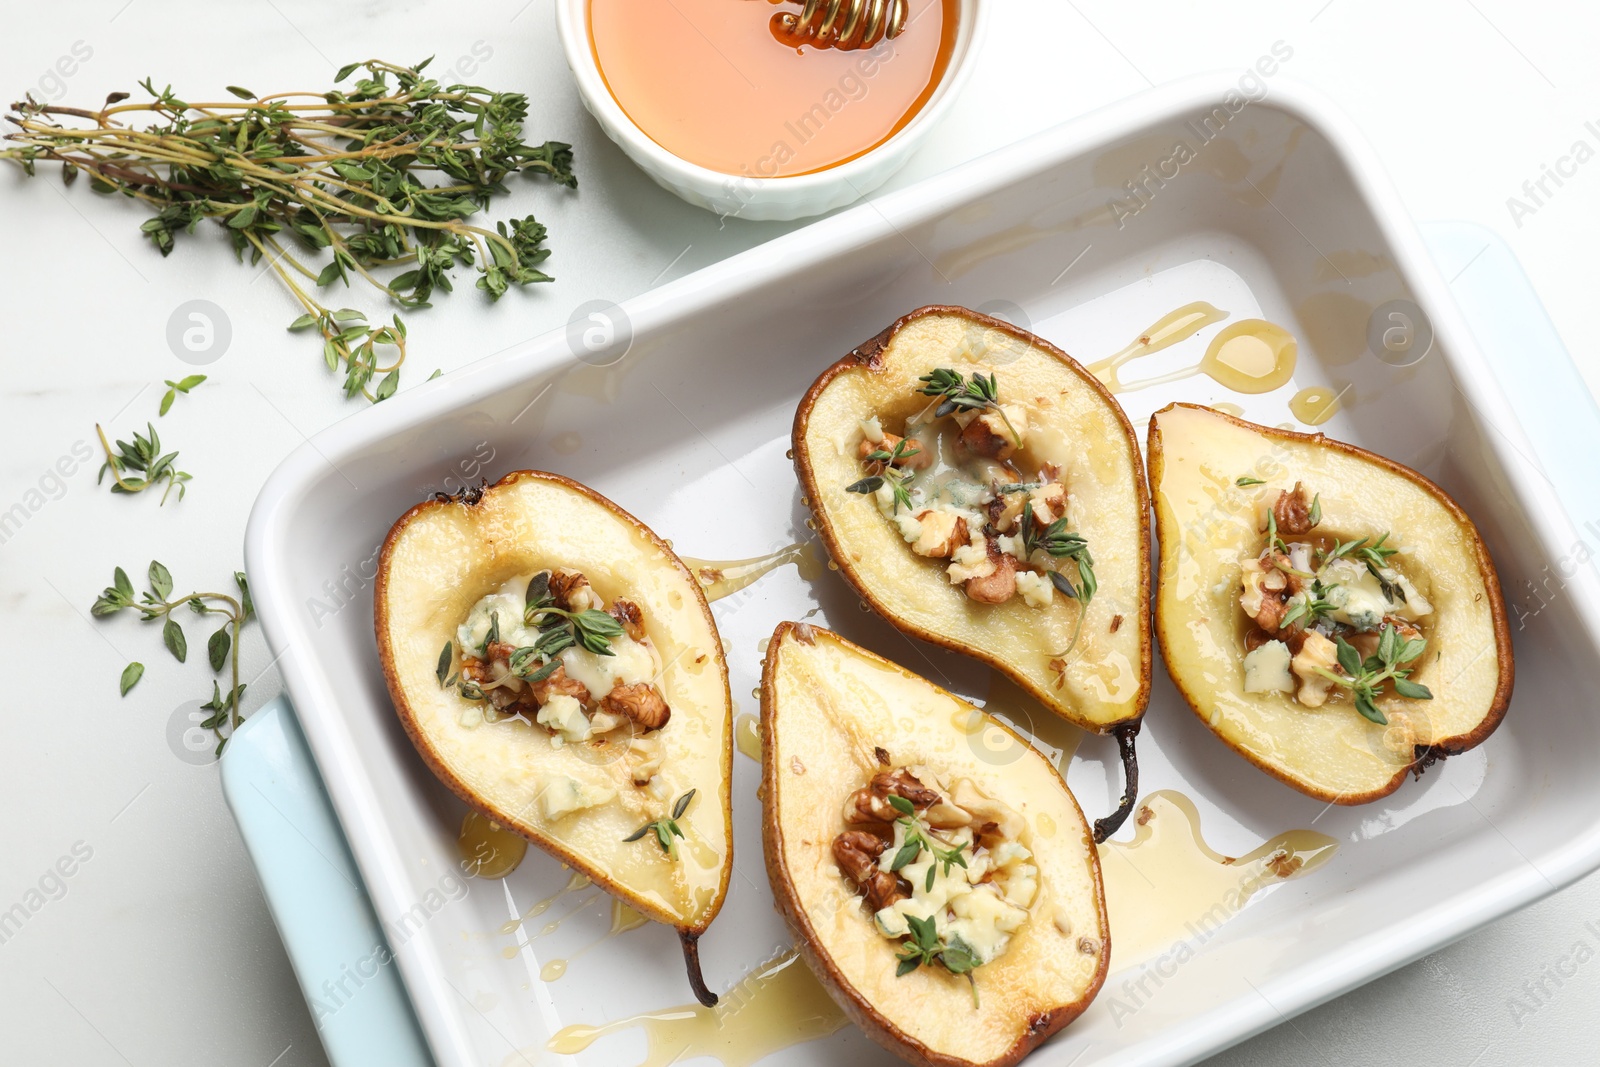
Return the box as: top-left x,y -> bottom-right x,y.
148,560 -> 173,600
1236,476 -> 1265,487
163,617 -> 187,663
119,662 -> 144,696
890,838 -> 922,872
1354,691 -> 1387,725
1308,493 -> 1322,527
525,572 -> 553,611
847,476 -> 886,495
4,61 -> 577,402
941,938 -> 979,975
437,641 -> 453,687
524,659 -> 561,683
672,788 -> 696,820
235,571 -> 253,619
481,610 -> 500,654
1393,678 -> 1433,699
207,626 -> 231,672
621,824 -> 651,843
1266,510 -> 1287,555
887,794 -> 916,817
1334,636 -> 1362,677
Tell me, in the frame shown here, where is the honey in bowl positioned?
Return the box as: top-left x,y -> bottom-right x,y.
588,0 -> 959,177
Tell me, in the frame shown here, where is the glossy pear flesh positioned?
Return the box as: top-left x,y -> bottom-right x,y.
375,471 -> 733,936
1148,404 -> 1513,803
793,306 -> 1151,733
761,622 -> 1108,1067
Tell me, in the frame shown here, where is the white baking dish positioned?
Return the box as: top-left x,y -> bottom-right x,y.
245,74 -> 1600,1067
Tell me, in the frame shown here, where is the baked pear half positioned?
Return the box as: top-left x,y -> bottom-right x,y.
1148,404 -> 1513,803
761,622 -> 1108,1067
794,306 -> 1151,837
375,471 -> 732,1004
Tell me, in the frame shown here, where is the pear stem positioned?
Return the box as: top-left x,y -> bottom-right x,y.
679,931 -> 718,1007
1091,721 -> 1142,843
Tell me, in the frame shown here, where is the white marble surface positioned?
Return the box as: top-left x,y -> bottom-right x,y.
1,1 -> 1595,1065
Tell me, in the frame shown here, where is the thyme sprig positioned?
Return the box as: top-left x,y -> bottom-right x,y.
846,435 -> 921,513
1319,531 -> 1406,604
916,368 -> 1020,446
623,789 -> 696,855
521,572 -> 624,657
894,914 -> 981,1007
1279,578 -> 1334,631
159,374 -> 206,416
1018,501 -> 1096,602
1314,623 -> 1432,726
96,420 -> 193,504
3,59 -> 576,402
93,561 -> 254,752
887,794 -> 970,892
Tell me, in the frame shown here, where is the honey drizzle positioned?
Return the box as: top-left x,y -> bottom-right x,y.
547,951 -> 847,1065
1086,301 -> 1228,393
497,870 -> 593,936
535,795 -> 1337,1057
537,900 -> 650,982
1098,791 -> 1338,968
680,541 -> 824,603
1087,304 -> 1300,396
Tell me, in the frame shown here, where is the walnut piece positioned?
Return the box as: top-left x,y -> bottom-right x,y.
602,681 -> 672,730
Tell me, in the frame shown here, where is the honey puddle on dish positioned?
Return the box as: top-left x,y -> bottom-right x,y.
1098,791 -> 1338,967
458,811 -> 529,879
538,899 -> 650,981
1289,383 -> 1343,426
547,951 -> 847,1065
680,541 -> 824,603
1087,303 -> 1300,397
734,712 -> 763,763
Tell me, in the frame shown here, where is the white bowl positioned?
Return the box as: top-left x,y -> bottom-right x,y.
555,0 -> 988,221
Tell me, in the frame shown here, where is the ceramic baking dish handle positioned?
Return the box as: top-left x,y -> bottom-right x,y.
221,697 -> 434,1067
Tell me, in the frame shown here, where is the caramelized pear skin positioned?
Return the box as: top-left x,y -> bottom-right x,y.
374,471 -> 733,1003
1147,404 -> 1513,804
792,305 -> 1152,736
761,621 -> 1109,1067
